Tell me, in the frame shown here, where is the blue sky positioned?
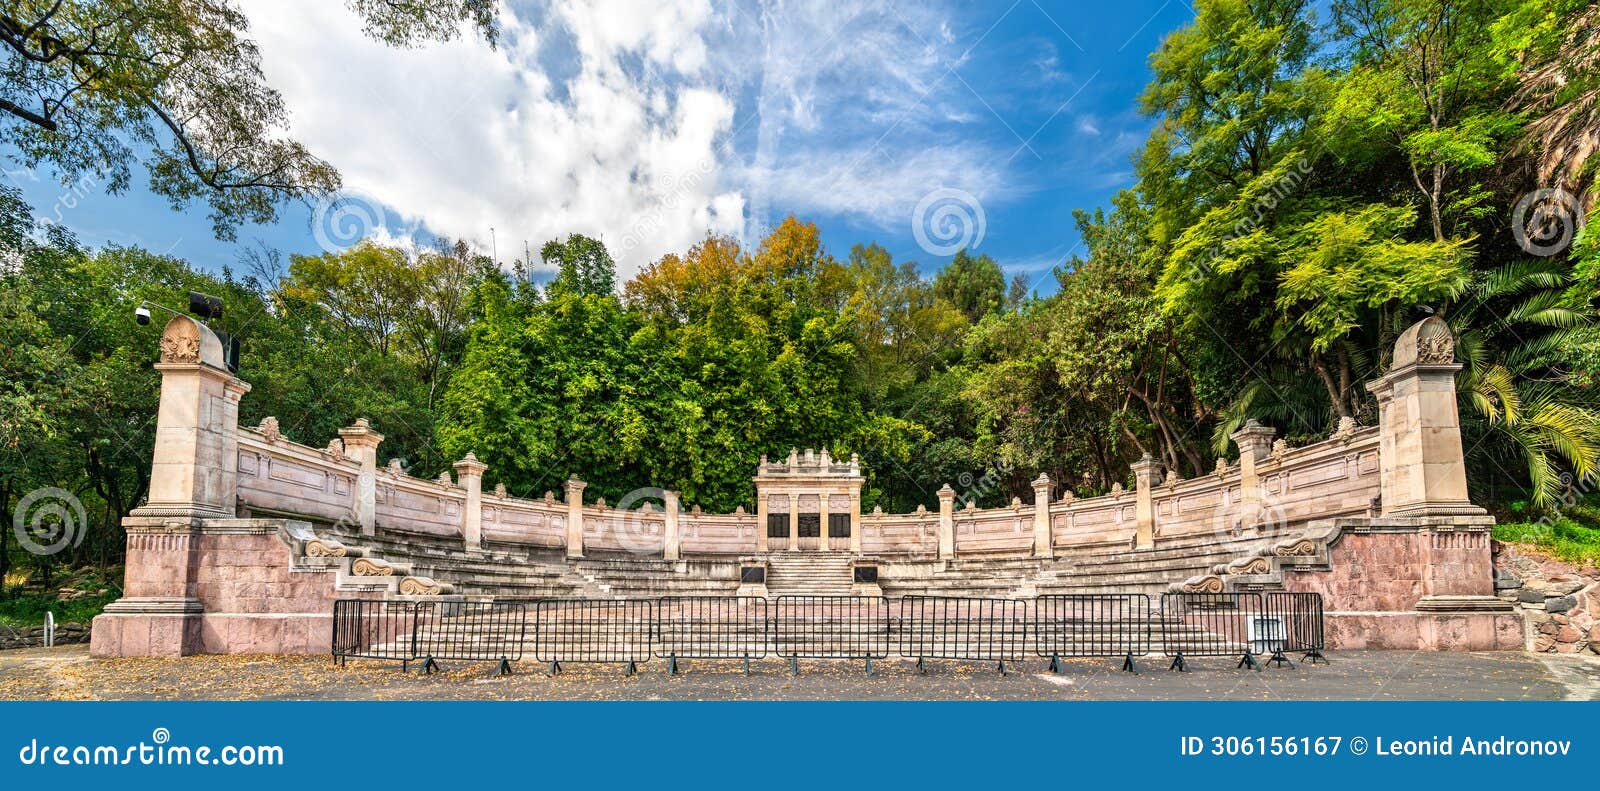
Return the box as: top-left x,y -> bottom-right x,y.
4,0 -> 1192,295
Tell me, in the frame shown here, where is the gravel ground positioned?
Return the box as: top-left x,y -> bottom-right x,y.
1,646 -> 1595,700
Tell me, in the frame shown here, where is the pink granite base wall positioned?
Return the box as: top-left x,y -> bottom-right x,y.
1325,612 -> 1523,651
92,526 -> 368,657
1282,527 -> 1518,650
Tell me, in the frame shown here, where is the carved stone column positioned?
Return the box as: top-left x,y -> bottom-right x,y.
788,493 -> 800,551
564,477 -> 587,558
818,491 -> 831,551
1230,419 -> 1276,530
135,314 -> 250,521
453,453 -> 487,551
1031,473 -> 1053,558
937,484 -> 956,560
1366,317 -> 1484,518
1130,454 -> 1162,550
663,490 -> 681,561
337,419 -> 384,536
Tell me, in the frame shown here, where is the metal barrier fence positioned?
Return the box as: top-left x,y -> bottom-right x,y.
332,592 -> 1326,676
533,599 -> 654,674
773,595 -> 890,674
653,596 -> 769,674
1033,593 -> 1152,673
1159,592 -> 1267,671
1265,592 -> 1327,666
898,596 -> 1028,674
332,600 -> 527,674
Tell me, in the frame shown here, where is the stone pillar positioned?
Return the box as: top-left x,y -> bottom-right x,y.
849,488 -> 863,553
338,419 -> 384,536
937,484 -> 956,560
453,453 -> 487,551
1366,316 -> 1483,517
663,490 -> 681,561
1031,474 -> 1053,558
564,477 -> 587,558
756,492 -> 769,553
788,492 -> 800,551
1230,419 -> 1275,530
1130,454 -> 1162,550
135,314 -> 250,521
818,492 -> 830,551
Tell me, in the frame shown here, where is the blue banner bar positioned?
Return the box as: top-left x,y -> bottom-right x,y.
0,702 -> 1585,788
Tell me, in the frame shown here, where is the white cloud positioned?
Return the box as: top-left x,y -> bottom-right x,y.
241,0 -> 1015,281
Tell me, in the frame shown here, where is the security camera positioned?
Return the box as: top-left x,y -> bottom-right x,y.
134,306 -> 152,326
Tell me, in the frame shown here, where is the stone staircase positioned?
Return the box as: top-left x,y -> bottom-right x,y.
570,557 -> 741,598
766,552 -> 854,596
324,523 -> 573,600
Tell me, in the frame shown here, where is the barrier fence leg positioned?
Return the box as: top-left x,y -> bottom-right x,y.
790,657 -> 799,677
625,660 -> 638,676
916,657 -> 927,675
743,655 -> 751,676
1049,654 -> 1062,674
1238,651 -> 1262,671
548,660 -> 561,676
1304,649 -> 1327,664
864,657 -> 874,677
1268,649 -> 1293,669
418,656 -> 440,676
1122,652 -> 1138,674
668,655 -> 679,676
1170,653 -> 1187,672
495,657 -> 513,676
997,659 -> 1008,677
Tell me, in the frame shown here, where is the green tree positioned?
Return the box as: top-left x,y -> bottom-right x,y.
0,1 -> 496,238
931,248 -> 1005,323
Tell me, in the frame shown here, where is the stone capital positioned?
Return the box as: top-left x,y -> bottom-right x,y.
452,452 -> 488,477
337,418 -> 384,449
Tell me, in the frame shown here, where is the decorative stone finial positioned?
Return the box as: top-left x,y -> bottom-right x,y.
1331,415 -> 1358,441
325,438 -> 345,462
257,416 -> 282,444
493,483 -> 507,498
